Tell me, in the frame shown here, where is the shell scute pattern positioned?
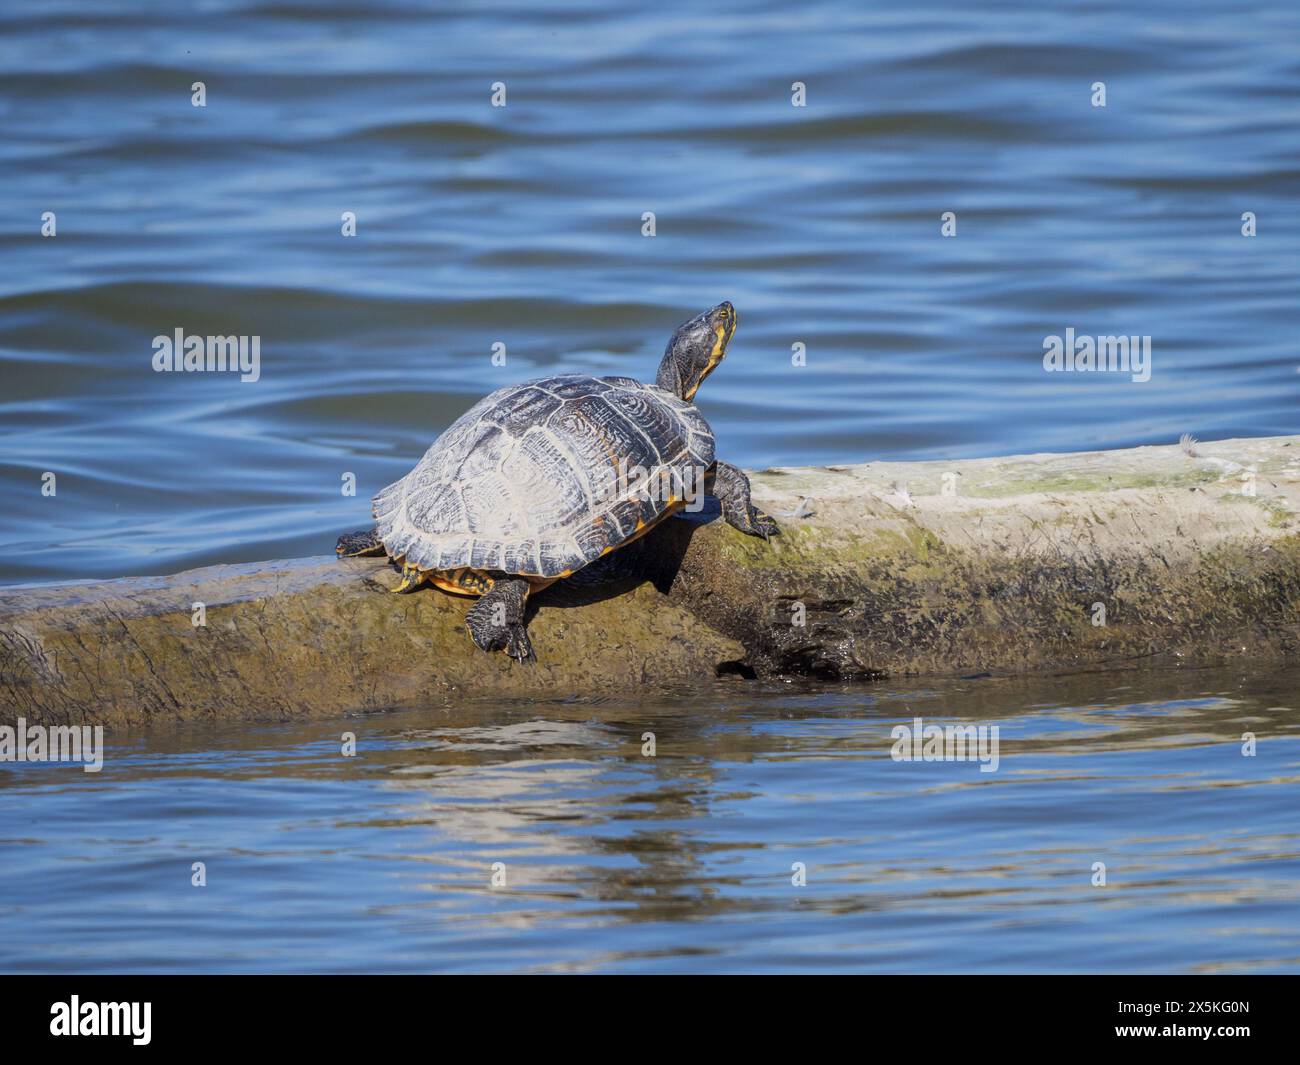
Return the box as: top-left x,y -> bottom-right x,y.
482,385 -> 563,436
544,374 -> 612,400
497,537 -> 539,574
372,375 -> 716,578
551,395 -> 662,497
461,472 -> 523,537
508,428 -> 589,529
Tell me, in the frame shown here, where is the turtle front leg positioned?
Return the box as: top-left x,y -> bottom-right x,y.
336,528 -> 386,557
711,461 -> 780,540
465,578 -> 535,664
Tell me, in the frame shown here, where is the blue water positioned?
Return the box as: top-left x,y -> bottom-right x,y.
0,0 -> 1296,582
2,669 -> 1298,973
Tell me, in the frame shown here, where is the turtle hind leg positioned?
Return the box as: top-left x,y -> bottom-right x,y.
711,461 -> 780,540
465,577 -> 535,664
392,562 -> 427,593
337,528 -> 386,557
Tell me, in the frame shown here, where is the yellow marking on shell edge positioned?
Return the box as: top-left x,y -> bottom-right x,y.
610,500 -> 684,551
427,568 -> 495,598
425,569 -> 558,592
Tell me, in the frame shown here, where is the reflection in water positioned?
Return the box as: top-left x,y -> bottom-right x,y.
2,667 -> 1297,972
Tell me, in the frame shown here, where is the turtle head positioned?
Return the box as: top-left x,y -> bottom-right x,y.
656,302 -> 736,402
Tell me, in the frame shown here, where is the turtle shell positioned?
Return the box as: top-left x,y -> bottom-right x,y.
372,374 -> 716,578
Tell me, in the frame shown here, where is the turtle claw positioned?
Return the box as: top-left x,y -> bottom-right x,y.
504,626 -> 536,665
468,619 -> 535,664
465,578 -> 535,663
713,461 -> 780,543
753,512 -> 781,540
731,506 -> 781,540
392,563 -> 424,593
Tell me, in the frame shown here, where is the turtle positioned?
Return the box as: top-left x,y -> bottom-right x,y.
336,301 -> 779,662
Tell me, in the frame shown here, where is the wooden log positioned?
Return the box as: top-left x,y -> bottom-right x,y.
2,435 -> 1297,728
